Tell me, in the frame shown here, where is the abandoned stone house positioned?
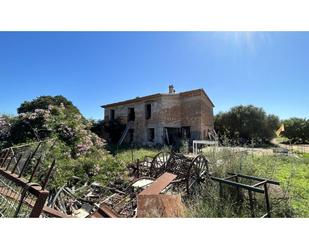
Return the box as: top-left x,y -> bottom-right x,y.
101,85 -> 215,145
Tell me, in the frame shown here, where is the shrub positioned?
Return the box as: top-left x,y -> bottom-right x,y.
215,105 -> 280,145
186,149 -> 299,217
92,118 -> 125,144
0,115 -> 14,149
283,118 -> 309,144
17,95 -> 81,115
0,96 -> 124,191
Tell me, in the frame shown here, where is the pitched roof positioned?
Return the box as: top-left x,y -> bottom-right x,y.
101,88 -> 215,108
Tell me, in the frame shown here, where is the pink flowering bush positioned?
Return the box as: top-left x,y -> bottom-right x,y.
0,116 -> 13,148
2,95 -> 125,189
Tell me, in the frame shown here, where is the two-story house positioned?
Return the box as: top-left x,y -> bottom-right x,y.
101,85 -> 215,145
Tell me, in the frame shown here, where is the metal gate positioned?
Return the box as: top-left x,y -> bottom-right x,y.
0,142 -> 56,218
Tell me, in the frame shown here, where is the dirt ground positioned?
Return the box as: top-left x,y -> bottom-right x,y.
201,141 -> 309,156
279,144 -> 309,153
202,146 -> 274,156
272,138 -> 309,153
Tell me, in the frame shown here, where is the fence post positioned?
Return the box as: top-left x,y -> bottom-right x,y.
264,183 -> 271,218
248,190 -> 255,218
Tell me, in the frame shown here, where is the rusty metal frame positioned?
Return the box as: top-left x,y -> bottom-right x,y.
0,168 -> 49,217
129,151 -> 209,195
210,173 -> 280,218
0,142 -> 56,218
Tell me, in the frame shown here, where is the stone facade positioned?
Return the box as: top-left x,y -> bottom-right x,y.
102,87 -> 214,145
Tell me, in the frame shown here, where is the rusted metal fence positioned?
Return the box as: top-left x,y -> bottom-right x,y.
0,142 -> 56,218
0,146 -> 283,218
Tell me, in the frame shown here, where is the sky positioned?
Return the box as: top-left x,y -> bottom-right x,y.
0,32 -> 308,120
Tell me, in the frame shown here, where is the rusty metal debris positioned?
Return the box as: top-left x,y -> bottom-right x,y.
137,194 -> 185,218
136,172 -> 184,218
128,151 -> 209,195
0,142 -> 56,218
210,173 -> 280,218
139,173 -> 177,196
45,172 -> 178,218
0,147 -> 281,218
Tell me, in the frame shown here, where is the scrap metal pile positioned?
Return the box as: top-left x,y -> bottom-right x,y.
45,151 -> 210,218
0,144 -> 280,218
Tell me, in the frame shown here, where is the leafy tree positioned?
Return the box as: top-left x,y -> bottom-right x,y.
215,105 -> 280,144
283,118 -> 309,144
17,95 -> 81,115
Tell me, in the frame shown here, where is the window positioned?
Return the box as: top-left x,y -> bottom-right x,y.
148,128 -> 155,142
128,108 -> 135,121
145,103 -> 152,120
110,109 -> 115,121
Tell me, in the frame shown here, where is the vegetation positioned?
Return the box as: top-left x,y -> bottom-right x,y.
188,148 -> 309,217
0,115 -> 13,148
17,95 -> 81,115
91,118 -> 125,144
215,105 -> 280,145
115,147 -> 160,164
1,97 -> 308,217
283,118 -> 309,144
106,146 -> 309,218
0,96 -> 125,189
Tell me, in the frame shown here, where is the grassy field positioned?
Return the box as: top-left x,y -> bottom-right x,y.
303,153 -> 309,159
245,154 -> 309,217
114,147 -> 160,164
115,147 -> 309,217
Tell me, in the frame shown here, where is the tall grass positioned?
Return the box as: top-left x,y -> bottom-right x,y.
115,147 -> 160,164
112,144 -> 308,218
186,146 -> 308,217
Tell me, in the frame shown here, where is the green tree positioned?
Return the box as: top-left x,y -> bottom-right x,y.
17,95 -> 81,115
215,105 -> 280,144
283,118 -> 309,144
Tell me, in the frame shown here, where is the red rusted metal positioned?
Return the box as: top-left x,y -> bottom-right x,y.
0,186 -> 69,218
42,206 -> 71,218
139,172 -> 177,195
0,167 -> 50,217
90,203 -> 120,218
137,194 -> 185,217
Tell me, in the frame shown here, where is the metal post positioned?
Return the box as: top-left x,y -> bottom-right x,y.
5,155 -> 14,171
264,183 -> 271,218
235,175 -> 241,200
41,159 -> 56,190
11,154 -> 22,174
0,149 -> 10,168
219,182 -> 223,216
248,190 -> 255,218
29,189 -> 49,217
235,175 -> 242,215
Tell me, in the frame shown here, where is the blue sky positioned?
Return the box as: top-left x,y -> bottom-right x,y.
0,32 -> 308,120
